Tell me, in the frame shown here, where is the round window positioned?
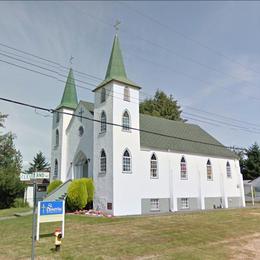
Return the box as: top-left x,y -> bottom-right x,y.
79,126 -> 84,137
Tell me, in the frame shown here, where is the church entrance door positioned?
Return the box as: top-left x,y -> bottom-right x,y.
83,160 -> 88,178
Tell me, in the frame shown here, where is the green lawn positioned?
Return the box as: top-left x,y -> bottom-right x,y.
0,207 -> 31,218
1,208 -> 260,259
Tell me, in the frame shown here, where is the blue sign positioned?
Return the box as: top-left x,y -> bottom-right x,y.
39,201 -> 64,216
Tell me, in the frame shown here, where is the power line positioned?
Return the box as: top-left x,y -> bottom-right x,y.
183,105 -> 260,128
120,2 -> 260,77
1,56 -> 260,135
1,41 -> 260,134
0,42 -> 103,81
0,57 -> 143,106
0,96 -> 245,151
77,5 -> 260,94
0,51 -> 145,105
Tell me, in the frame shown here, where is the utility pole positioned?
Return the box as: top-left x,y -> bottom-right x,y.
31,170 -> 37,260
251,184 -> 255,206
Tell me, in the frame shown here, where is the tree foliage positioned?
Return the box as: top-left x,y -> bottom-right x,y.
0,113 -> 24,208
139,90 -> 184,121
28,151 -> 50,173
241,142 -> 260,180
0,167 -> 25,209
0,112 -> 8,128
0,133 -> 22,171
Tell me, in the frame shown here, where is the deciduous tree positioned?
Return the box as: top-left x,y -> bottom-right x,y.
139,90 -> 184,121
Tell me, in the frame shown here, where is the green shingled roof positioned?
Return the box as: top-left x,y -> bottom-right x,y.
81,101 -> 237,159
57,68 -> 78,110
140,114 -> 237,159
94,35 -> 140,91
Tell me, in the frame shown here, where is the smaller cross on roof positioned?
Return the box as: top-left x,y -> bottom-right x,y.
79,107 -> 84,122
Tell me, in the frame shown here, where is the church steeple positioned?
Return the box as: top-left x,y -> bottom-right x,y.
105,34 -> 127,81
57,68 -> 78,109
94,34 -> 140,91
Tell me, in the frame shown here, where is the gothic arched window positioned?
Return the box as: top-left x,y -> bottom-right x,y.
124,86 -> 130,101
122,110 -> 130,131
180,156 -> 187,179
101,88 -> 106,103
56,111 -> 60,123
100,111 -> 107,133
54,159 -> 58,178
207,159 -> 213,180
55,129 -> 59,147
100,149 -> 106,173
226,161 -> 231,178
150,153 -> 158,178
122,149 -> 131,173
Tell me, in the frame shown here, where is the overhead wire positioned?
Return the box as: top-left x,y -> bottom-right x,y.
0,96 -> 246,152
1,52 -> 260,134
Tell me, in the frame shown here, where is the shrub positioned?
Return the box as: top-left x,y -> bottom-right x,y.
81,178 -> 95,203
66,179 -> 88,211
12,198 -> 29,208
47,180 -> 63,194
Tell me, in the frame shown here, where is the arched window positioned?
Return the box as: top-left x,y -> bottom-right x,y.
122,110 -> 130,131
226,161 -> 231,178
79,126 -> 84,137
100,111 -> 106,133
150,153 -> 158,178
180,156 -> 187,179
55,129 -> 59,147
124,86 -> 130,101
54,159 -> 58,178
101,88 -> 106,103
122,149 -> 131,173
207,159 -> 213,180
100,149 -> 106,173
56,111 -> 60,123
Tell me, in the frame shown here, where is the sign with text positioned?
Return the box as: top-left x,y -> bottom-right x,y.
36,200 -> 65,240
20,171 -> 50,181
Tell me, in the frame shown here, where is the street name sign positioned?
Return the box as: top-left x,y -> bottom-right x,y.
20,171 -> 50,181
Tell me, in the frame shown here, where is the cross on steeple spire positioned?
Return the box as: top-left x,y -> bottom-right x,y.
114,20 -> 121,34
69,56 -> 74,66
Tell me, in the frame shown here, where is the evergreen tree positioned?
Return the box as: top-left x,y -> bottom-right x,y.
0,112 -> 7,128
241,142 -> 260,180
139,90 -> 184,121
0,113 -> 24,208
28,151 -> 50,173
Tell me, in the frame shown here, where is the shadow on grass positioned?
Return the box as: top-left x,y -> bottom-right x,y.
40,233 -> 53,238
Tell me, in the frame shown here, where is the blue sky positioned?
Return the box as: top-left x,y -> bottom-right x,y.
1,1 -> 260,167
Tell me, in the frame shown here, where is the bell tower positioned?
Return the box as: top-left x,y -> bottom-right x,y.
51,68 -> 78,182
93,32 -> 141,215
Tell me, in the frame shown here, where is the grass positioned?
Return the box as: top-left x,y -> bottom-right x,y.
0,207 -> 31,218
1,207 -> 260,259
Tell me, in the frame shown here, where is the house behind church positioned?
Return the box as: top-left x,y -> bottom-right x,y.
50,34 -> 245,216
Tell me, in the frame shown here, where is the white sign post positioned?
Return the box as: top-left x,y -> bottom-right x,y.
36,200 -> 65,241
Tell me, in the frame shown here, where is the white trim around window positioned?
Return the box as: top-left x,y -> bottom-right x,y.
122,149 -> 132,173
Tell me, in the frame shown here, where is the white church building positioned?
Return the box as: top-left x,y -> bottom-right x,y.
50,34 -> 245,216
